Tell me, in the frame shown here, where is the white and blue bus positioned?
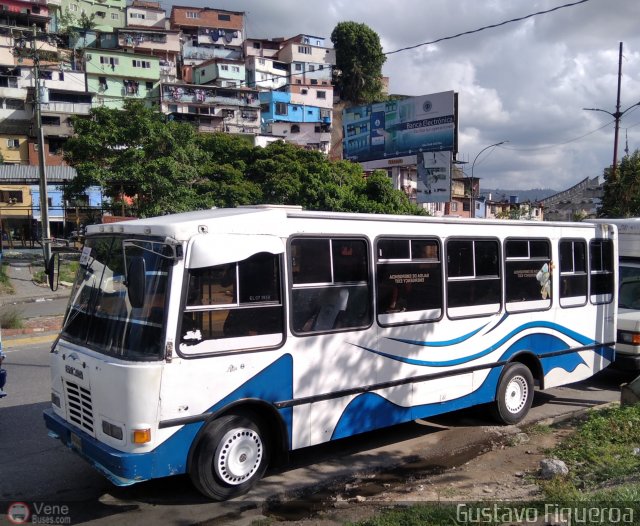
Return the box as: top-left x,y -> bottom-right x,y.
44,206 -> 617,500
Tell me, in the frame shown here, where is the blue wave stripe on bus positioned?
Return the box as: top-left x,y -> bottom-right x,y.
368,321 -> 595,367
331,367 -> 503,440
388,322 -> 489,347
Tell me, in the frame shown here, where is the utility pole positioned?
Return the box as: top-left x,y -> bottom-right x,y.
584,42 -> 640,182
13,26 -> 52,265
31,25 -> 52,266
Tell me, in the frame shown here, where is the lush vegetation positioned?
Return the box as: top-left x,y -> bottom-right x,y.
331,21 -> 386,104
599,149 -> 640,217
63,101 -> 423,218
0,263 -> 13,295
348,405 -> 640,526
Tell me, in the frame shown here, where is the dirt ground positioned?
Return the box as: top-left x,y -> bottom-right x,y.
257,422 -> 573,525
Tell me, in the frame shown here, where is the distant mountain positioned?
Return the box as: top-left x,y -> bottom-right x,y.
480,188 -> 558,202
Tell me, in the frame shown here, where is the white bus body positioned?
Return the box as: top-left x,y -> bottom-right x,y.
590,218 -> 640,369
44,207 -> 617,500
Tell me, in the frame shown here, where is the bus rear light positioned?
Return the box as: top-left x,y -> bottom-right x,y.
133,428 -> 151,444
618,330 -> 640,346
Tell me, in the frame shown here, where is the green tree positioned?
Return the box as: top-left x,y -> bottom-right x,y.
63,103 -> 424,217
64,101 -> 211,217
331,21 -> 386,104
599,150 -> 640,217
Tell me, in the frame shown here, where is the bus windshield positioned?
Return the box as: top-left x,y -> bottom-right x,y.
60,236 -> 174,360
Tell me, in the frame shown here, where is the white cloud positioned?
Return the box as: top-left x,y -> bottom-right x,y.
165,0 -> 640,191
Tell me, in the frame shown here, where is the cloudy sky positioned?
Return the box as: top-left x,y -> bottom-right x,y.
164,0 -> 640,192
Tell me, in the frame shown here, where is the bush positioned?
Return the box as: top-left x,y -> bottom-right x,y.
0,308 -> 24,329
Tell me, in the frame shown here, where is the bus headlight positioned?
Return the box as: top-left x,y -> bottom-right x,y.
102,420 -> 124,441
51,391 -> 61,408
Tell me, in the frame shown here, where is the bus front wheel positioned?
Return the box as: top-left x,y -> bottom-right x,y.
491,363 -> 534,425
189,413 -> 269,500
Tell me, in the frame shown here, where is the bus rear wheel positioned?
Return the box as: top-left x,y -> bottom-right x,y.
491,362 -> 534,425
189,413 -> 269,501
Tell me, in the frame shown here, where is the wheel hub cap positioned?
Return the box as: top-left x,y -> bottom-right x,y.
215,427 -> 263,485
505,375 -> 528,414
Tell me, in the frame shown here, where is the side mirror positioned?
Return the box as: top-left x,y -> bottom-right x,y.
47,253 -> 59,291
127,256 -> 146,309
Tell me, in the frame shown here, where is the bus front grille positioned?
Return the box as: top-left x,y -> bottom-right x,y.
64,381 -> 94,434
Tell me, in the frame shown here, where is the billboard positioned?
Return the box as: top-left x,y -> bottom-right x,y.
416,151 -> 451,203
343,91 -> 456,163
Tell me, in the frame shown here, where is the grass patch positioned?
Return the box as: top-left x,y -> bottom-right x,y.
526,423 -> 553,436
544,405 -> 640,493
346,503 -> 460,526
32,260 -> 78,285
0,263 -> 14,295
0,307 -> 24,329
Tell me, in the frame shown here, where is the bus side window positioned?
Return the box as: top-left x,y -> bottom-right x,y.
180,253 -> 283,352
291,237 -> 371,334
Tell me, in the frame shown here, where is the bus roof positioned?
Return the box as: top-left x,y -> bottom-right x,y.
87,206 -> 616,242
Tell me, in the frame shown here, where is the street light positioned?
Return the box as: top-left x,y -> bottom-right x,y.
470,141 -> 508,218
583,42 -> 640,181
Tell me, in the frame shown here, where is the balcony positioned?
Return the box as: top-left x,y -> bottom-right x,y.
42,101 -> 92,114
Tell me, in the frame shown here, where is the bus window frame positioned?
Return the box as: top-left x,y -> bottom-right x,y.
289,235 -> 373,336
504,237 -> 553,314
589,238 -> 615,305
177,252 -> 286,358
375,235 -> 444,327
559,238 -> 588,308
445,237 -> 502,320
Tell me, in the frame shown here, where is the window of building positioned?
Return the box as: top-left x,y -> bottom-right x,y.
42,116 -> 61,126
297,45 -> 311,54
0,190 -> 23,203
590,239 -> 614,303
186,11 -> 200,18
129,12 -> 145,19
220,64 -> 229,71
447,238 -> 501,318
6,99 -> 24,110
308,65 -> 315,72
290,237 -> 371,334
98,76 -> 108,90
559,239 -> 588,307
145,81 -> 154,90
6,138 -> 20,149
301,88 -> 308,95
181,252 -> 283,354
310,79 -> 318,85
258,58 -> 266,65
111,13 -> 119,20
133,60 -> 151,69
253,42 -> 261,49
218,13 -> 231,21
69,3 -> 78,11
376,238 -> 442,325
295,63 -> 302,71
231,66 -> 240,72
275,102 -> 287,116
222,109 -> 235,118
290,124 -> 300,133
317,90 -> 326,99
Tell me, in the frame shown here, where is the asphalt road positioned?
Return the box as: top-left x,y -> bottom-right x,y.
0,337 -> 635,525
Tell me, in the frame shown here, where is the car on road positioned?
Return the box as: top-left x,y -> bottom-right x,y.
0,349 -> 7,398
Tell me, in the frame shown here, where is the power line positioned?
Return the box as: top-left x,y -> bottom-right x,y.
385,0 -> 592,56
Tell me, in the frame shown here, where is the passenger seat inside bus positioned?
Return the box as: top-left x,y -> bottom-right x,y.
313,288 -> 350,331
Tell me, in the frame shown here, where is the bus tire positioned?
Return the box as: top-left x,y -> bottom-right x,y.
491,362 -> 534,425
189,413 -> 269,501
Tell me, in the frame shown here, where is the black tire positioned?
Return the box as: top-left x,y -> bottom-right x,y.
189,414 -> 269,501
491,362 -> 534,425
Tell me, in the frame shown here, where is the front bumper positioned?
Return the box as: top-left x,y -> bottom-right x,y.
612,353 -> 640,371
43,408 -> 201,486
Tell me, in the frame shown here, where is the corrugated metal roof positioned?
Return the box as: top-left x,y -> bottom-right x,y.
0,165 -> 77,182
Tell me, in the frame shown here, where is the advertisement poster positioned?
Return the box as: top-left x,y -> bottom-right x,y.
343,91 -> 456,163
416,151 -> 451,203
